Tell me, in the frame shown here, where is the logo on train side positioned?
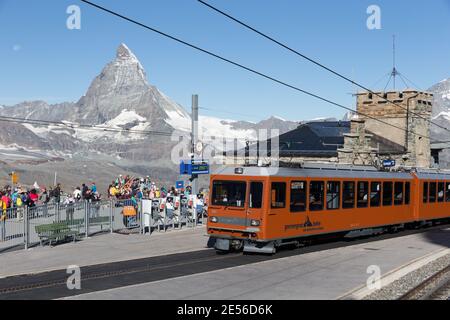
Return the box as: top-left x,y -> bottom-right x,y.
284,216 -> 323,232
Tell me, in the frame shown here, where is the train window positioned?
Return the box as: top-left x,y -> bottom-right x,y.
327,181 -> 340,210
429,182 -> 437,203
394,182 -> 404,206
357,182 -> 369,208
290,181 -> 306,212
405,182 -> 411,205
438,182 -> 445,203
383,182 -> 393,206
423,182 -> 428,203
370,182 -> 381,207
249,182 -> 263,209
309,181 -> 324,212
446,182 -> 450,202
343,181 -> 355,209
271,182 -> 286,209
212,181 -> 246,207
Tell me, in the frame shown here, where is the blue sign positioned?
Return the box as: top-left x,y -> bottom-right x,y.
176,180 -> 184,189
180,160 -> 210,175
383,160 -> 396,167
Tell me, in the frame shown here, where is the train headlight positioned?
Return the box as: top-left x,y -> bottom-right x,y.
250,219 -> 261,226
210,216 -> 218,223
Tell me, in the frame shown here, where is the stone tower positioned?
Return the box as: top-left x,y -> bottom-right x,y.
355,90 -> 433,168
338,118 -> 378,165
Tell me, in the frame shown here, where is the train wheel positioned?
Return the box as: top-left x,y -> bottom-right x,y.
231,240 -> 244,252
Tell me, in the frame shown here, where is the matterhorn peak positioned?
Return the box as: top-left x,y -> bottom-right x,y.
116,43 -> 136,60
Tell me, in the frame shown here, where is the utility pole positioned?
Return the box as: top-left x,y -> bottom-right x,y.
191,94 -> 199,196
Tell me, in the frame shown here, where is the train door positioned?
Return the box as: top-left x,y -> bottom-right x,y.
247,181 -> 264,228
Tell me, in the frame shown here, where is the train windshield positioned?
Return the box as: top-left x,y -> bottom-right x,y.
212,181 -> 246,207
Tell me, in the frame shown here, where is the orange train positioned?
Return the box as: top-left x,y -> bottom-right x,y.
206,165 -> 450,254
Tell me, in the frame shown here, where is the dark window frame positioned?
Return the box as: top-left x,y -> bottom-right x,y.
309,181 -> 325,212
212,180 -> 247,208
429,182 -> 437,203
249,181 -> 264,209
383,181 -> 393,206
326,181 -> 340,210
438,182 -> 445,203
290,181 -> 307,213
446,182 -> 450,203
357,181 -> 369,208
394,182 -> 404,206
342,181 -> 356,209
370,182 -> 381,207
405,182 -> 411,205
423,182 -> 429,203
271,182 -> 286,209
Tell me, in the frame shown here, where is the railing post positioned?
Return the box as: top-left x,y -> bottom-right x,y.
84,201 -> 89,238
139,199 -> 145,235
110,199 -> 113,234
24,206 -> 29,250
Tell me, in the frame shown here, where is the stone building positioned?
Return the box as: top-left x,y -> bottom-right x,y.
339,90 -> 433,168
222,90 -> 434,169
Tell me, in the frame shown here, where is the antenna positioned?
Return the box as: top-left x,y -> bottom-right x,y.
391,34 -> 399,90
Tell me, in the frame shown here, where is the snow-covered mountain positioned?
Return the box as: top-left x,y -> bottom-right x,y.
429,78 -> 450,142
0,44 -> 301,189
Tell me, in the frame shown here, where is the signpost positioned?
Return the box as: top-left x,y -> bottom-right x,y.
383,159 -> 396,168
180,160 -> 210,176
176,180 -> 184,190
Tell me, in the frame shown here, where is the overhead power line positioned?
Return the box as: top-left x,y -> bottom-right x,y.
0,115 -> 261,143
196,0 -> 448,136
80,0 -> 430,141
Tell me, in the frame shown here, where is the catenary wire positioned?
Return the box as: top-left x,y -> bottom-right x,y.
79,0 -> 431,141
196,0 -> 447,135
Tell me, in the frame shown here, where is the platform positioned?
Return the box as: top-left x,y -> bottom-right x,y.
0,227 -> 208,278
0,225 -> 449,300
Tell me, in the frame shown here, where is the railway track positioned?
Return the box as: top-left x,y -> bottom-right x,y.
399,264 -> 450,300
0,223 -> 448,300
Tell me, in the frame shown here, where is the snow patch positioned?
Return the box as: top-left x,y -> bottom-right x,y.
433,111 -> 450,121
104,109 -> 147,127
165,109 -> 190,132
441,92 -> 450,100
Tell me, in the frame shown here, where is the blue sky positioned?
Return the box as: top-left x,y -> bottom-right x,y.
0,0 -> 449,122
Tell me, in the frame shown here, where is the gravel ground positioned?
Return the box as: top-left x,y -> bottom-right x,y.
364,253 -> 450,300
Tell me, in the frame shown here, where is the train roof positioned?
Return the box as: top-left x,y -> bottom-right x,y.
415,169 -> 450,181
212,165 -> 414,180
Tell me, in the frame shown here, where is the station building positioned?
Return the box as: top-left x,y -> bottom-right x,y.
223,89 -> 444,169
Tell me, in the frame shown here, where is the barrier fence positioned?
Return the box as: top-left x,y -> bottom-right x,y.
0,198 -> 206,252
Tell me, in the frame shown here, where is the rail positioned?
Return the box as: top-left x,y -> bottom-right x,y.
399,264 -> 450,300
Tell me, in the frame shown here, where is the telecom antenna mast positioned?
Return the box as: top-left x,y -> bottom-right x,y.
391,35 -> 399,90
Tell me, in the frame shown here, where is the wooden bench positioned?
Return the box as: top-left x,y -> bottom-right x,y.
65,217 -> 111,232
35,222 -> 79,246
89,216 -> 110,230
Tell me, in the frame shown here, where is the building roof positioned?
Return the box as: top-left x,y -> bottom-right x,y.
242,120 -> 409,158
277,121 -> 349,157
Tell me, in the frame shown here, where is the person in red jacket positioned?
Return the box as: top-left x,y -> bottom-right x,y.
29,189 -> 39,205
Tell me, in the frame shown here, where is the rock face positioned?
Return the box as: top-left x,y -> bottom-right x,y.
429,78 -> 450,116
72,43 -> 188,131
429,78 -> 450,142
429,78 -> 450,168
0,43 -> 304,190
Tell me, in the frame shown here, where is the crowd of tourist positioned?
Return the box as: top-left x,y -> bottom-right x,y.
0,174 -> 208,215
